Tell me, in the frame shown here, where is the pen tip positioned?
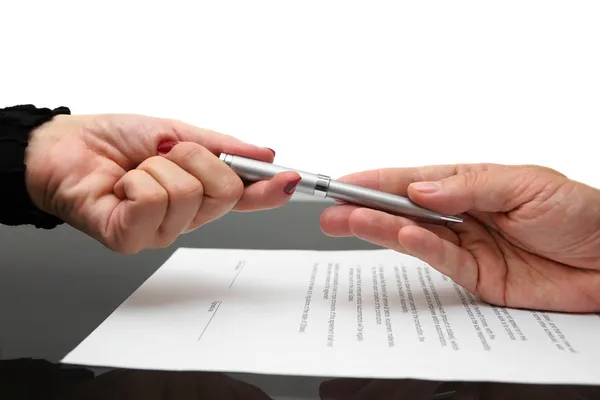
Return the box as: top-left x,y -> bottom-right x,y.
441,215 -> 463,223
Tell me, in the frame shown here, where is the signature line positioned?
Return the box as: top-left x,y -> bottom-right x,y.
198,301 -> 222,341
229,261 -> 245,288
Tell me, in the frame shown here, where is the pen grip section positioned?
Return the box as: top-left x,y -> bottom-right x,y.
223,154 -> 322,196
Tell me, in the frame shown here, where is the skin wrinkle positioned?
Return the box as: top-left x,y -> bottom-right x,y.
494,227 -> 539,257
27,129 -> 67,217
513,244 -> 565,309
85,121 -> 136,172
409,167 -> 426,188
49,169 -> 72,223
90,115 -> 174,169
473,224 -> 507,305
97,166 -> 131,241
375,168 -> 385,192
503,169 -> 548,212
494,234 -> 534,308
499,180 -> 581,255
156,197 -> 173,242
491,223 -> 600,312
521,182 -> 600,264
50,155 -> 107,226
576,270 -> 600,311
497,229 -> 600,308
460,171 -> 487,210
524,178 -> 570,222
456,162 -> 491,176
437,229 -> 457,281
103,198 -> 118,247
71,175 -> 101,231
551,187 -> 600,258
574,231 -> 600,267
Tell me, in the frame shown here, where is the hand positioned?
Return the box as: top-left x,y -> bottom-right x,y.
320,164 -> 600,312
24,114 -> 300,253
63,370 -> 273,400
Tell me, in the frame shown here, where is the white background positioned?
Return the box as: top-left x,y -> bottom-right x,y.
2,0 -> 599,187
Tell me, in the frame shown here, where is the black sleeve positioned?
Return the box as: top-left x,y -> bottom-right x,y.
0,104 -> 71,229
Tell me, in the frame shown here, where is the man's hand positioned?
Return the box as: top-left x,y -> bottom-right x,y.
320,163 -> 600,312
24,114 -> 300,254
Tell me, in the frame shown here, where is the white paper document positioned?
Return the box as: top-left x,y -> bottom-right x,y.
63,248 -> 600,384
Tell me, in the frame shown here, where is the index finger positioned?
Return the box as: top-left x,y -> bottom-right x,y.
336,163 -> 505,196
170,119 -> 276,163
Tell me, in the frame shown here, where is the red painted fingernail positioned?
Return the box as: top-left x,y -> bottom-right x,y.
284,178 -> 301,194
157,140 -> 178,154
267,148 -> 276,157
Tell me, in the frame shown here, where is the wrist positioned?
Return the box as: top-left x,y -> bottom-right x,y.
24,114 -> 71,215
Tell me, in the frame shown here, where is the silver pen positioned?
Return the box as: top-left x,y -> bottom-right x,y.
219,153 -> 463,224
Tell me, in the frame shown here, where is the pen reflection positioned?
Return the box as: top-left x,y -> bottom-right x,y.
319,379 -> 600,400
59,370 -> 272,400
47,369 -> 600,399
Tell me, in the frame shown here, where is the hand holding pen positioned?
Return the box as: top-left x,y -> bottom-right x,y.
219,153 -> 463,225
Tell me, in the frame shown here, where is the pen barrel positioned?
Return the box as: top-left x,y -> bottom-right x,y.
326,180 -> 452,222
221,153 -> 462,224
220,154 -> 326,196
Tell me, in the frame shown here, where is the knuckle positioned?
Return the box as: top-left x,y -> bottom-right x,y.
164,142 -> 245,200
177,143 -> 209,161
119,245 -> 141,255
517,167 -> 567,198
514,167 -> 560,195
158,237 -> 176,249
187,215 -> 208,232
155,230 -> 177,249
461,171 -> 487,189
520,167 -> 544,182
138,155 -> 163,170
141,185 -> 169,206
527,164 -> 566,178
168,180 -> 204,203
110,240 -> 142,255
457,162 -> 495,174
477,163 -> 495,172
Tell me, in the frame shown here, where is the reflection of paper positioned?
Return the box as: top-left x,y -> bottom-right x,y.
63,248 -> 600,384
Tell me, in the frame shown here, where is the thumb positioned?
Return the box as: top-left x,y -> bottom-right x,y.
406,167 -> 553,215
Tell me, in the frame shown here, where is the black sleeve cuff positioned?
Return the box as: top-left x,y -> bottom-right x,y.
0,104 -> 71,229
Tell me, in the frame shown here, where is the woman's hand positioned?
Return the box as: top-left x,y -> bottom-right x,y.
24,113 -> 300,254
320,163 -> 600,312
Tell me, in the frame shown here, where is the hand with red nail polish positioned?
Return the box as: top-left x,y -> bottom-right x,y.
24,113 -> 299,254
320,164 -> 600,313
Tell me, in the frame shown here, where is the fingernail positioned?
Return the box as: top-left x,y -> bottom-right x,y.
410,181 -> 441,193
284,178 -> 301,194
267,148 -> 276,157
157,140 -> 178,154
